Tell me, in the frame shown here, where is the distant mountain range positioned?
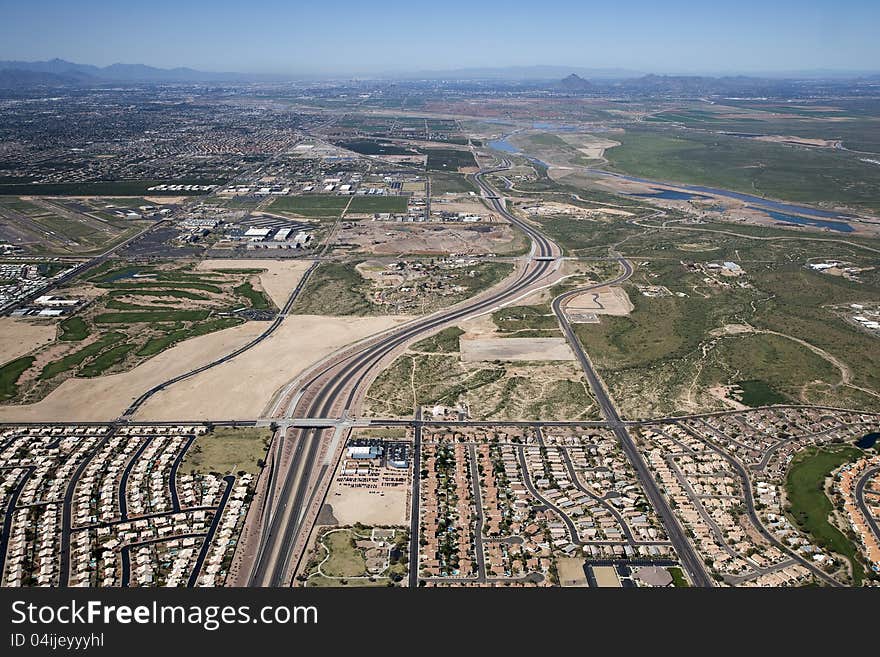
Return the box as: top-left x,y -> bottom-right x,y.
0,58 -> 252,85
0,59 -> 877,89
395,65 -> 643,80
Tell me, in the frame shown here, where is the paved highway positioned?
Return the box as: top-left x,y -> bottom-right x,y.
247,158 -> 565,586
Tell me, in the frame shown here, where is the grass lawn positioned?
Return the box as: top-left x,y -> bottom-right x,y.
40,332 -> 126,380
234,281 -> 273,310
180,426 -> 271,476
320,530 -> 368,578
0,356 -> 35,401
668,567 -> 690,587
135,318 -> 242,357
785,445 -> 865,584
94,309 -> 211,323
58,316 -> 89,341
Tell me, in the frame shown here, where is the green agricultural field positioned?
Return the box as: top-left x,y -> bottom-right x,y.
430,173 -> 477,195
269,194 -> 350,217
785,445 -> 865,585
346,195 -> 409,214
646,99 -> 880,154
424,148 -> 477,171
180,426 -> 271,476
604,128 -> 880,214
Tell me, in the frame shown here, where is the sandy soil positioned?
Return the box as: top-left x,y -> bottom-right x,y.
565,286 -> 633,316
0,318 -> 56,365
592,565 -> 622,587
430,199 -> 497,216
460,337 -> 574,362
197,259 -> 311,308
557,557 -> 589,587
337,222 -> 519,255
753,135 -> 839,148
325,485 -> 407,525
0,321 -> 265,422
136,315 -> 410,420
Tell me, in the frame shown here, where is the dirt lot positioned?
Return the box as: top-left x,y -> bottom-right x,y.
335,222 -> 522,256
592,565 -> 621,587
325,480 -> 408,526
565,286 -> 633,316
0,318 -> 56,365
136,315 -> 410,420
0,321 -> 265,422
196,259 -> 311,307
556,557 -> 589,587
430,198 -> 498,217
460,337 -> 575,362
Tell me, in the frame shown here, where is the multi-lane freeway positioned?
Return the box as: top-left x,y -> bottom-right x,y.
244,156 -> 717,588
247,160 -> 565,586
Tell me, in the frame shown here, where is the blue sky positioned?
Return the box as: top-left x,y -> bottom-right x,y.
1,0 -> 877,74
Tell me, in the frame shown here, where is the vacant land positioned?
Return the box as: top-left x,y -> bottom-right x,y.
785,445 -> 865,584
570,251 -> 880,417
0,320 -> 264,421
460,337 -> 574,362
333,222 -> 526,256
137,315 -> 409,420
366,324 -> 597,421
556,557 -> 588,587
292,260 -> 513,316
180,426 -> 271,476
0,318 -> 56,364
0,261 -> 282,404
565,286 -> 633,316
196,259 -> 310,308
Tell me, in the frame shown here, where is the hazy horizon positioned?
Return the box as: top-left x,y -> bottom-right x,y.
1,0 -> 878,77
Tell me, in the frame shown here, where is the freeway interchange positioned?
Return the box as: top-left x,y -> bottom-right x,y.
243,157 -> 712,588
